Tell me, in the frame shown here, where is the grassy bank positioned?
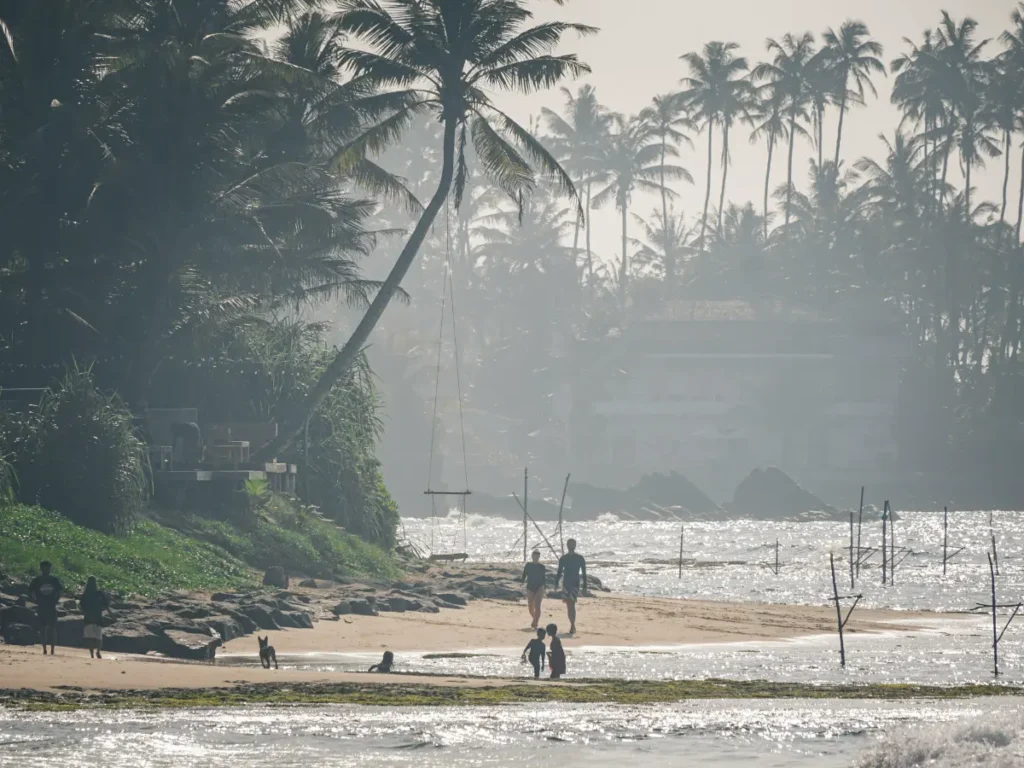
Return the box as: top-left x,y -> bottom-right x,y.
3,678 -> 1022,711
0,503 -> 399,596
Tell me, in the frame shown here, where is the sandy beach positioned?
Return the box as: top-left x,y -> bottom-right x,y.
0,594 -> 951,693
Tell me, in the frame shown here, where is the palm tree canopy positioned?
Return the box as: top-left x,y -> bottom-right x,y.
679,41 -> 751,128
334,0 -> 596,210
823,20 -> 886,103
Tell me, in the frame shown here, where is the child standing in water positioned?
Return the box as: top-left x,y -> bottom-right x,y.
521,627 -> 547,679
545,623 -> 566,680
369,650 -> 394,672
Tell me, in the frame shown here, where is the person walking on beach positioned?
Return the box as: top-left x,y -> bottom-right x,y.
554,539 -> 587,636
545,623 -> 566,680
78,577 -> 110,659
521,549 -> 547,628
29,561 -> 63,655
521,627 -> 547,679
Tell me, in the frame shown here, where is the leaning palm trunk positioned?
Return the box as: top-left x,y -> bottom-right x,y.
258,120 -> 458,460
1001,129 -> 1011,226
717,122 -> 730,235
585,182 -> 594,286
620,202 -> 628,310
699,125 -> 714,252
833,92 -> 847,166
763,131 -> 775,240
660,140 -> 672,285
785,111 -> 797,227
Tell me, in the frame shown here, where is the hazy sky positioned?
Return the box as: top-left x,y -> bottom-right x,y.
497,0 -> 1017,267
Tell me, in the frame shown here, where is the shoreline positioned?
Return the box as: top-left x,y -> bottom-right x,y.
0,594 -> 970,704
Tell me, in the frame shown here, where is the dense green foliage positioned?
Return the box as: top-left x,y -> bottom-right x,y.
3,368 -> 147,534
0,505 -> 253,595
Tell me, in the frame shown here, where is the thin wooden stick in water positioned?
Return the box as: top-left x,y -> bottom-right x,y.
881,501 -> 888,585
943,506 -> 948,577
849,511 -> 855,589
678,524 -> 684,579
775,538 -> 779,575
856,486 -> 864,578
557,473 -> 570,556
831,553 -> 846,667
889,503 -> 896,586
523,467 -> 528,564
990,552 -> 999,676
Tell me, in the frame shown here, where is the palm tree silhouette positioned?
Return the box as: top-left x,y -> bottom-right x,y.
823,20 -> 885,167
679,41 -> 750,253
264,0 -> 593,456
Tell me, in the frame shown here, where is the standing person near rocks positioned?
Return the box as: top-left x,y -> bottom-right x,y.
28,561 -> 63,655
78,577 -> 110,659
521,549 -> 547,629
554,539 -> 587,637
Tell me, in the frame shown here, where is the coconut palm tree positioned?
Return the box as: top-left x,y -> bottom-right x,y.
262,0 -> 594,456
592,113 -> 692,309
747,84 -> 804,238
629,206 -> 692,287
754,32 -> 817,228
679,41 -> 750,252
542,84 -> 612,281
823,21 -> 885,166
639,92 -> 693,276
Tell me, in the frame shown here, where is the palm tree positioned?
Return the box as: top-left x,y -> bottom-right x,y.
754,33 -> 817,228
629,207 -> 692,287
823,21 -> 885,166
262,0 -> 593,456
679,41 -> 750,252
806,48 -> 836,169
639,92 -> 693,277
747,85 -> 803,238
542,84 -> 612,282
592,113 -> 692,309
1000,5 -> 1024,238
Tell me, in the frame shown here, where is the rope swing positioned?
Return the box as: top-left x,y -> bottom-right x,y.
425,195 -> 471,559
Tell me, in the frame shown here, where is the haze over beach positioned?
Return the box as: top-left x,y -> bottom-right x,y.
4,0 -> 1024,765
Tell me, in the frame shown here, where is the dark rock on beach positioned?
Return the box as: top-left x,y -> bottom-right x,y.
161,628 -> 222,661
262,567 -> 289,589
2,623 -> 37,646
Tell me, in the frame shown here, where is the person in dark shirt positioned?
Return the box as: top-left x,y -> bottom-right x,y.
521,627 -> 547,679
521,549 -> 547,629
545,623 -> 566,680
28,561 -> 64,655
369,650 -> 394,673
78,576 -> 110,659
554,539 -> 587,636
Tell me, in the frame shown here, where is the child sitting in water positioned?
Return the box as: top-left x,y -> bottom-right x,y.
545,623 -> 566,680
369,650 -> 394,673
521,627 -> 547,679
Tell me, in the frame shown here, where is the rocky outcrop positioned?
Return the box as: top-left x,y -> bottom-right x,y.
262,567 -> 289,589
730,467 -> 836,520
2,623 -> 36,645
103,623 -> 161,655
238,604 -> 279,630
0,604 -> 37,630
161,628 -> 222,661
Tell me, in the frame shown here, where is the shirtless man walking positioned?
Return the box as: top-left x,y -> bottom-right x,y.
554,539 -> 587,637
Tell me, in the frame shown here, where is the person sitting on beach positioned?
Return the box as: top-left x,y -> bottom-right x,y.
369,650 -> 394,673
521,549 -> 547,629
521,627 -> 547,679
554,539 -> 587,636
78,577 -> 110,659
545,623 -> 566,680
29,561 -> 63,656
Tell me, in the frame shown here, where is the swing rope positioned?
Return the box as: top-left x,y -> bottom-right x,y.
425,194 -> 471,557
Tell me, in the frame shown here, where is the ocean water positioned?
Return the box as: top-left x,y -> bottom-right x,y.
4,512 -> 1024,766
2,699 -> 1022,767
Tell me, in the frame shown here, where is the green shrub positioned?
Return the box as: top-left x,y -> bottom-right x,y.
11,366 -> 147,534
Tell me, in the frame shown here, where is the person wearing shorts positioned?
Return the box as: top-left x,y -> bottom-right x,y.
29,561 -> 63,655
521,549 -> 547,628
554,539 -> 587,636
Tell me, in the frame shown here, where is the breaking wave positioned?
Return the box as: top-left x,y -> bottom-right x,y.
857,711 -> 1024,767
